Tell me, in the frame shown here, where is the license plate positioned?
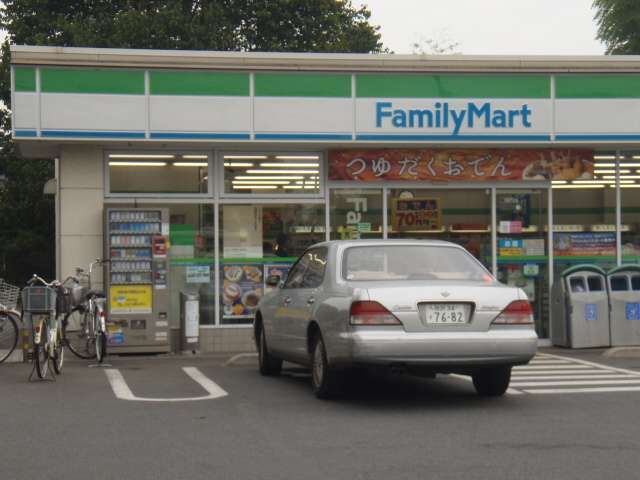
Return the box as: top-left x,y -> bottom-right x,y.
421,303 -> 470,325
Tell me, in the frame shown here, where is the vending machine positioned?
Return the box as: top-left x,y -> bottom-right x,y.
105,208 -> 171,353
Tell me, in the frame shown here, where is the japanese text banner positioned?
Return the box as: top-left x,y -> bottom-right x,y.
329,149 -> 594,182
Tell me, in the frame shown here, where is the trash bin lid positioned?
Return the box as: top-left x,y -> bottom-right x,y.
562,264 -> 607,277
608,264 -> 640,275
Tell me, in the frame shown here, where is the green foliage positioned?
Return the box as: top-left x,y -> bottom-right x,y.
594,0 -> 640,54
0,1 -> 383,283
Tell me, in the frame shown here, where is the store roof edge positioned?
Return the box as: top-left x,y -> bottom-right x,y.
10,45 -> 640,72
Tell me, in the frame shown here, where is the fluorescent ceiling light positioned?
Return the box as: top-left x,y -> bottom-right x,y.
303,185 -> 317,189
234,176 -> 304,180
109,161 -> 167,166
246,169 -> 319,174
573,180 -> 618,184
593,155 -> 616,160
224,155 -> 268,160
173,162 -> 207,167
594,163 -> 615,168
181,155 -> 208,159
283,185 -> 304,189
551,180 -> 567,184
275,155 -> 319,160
109,154 -> 175,159
617,184 -> 640,188
232,180 -> 290,185
232,185 -> 278,190
603,175 -> 640,179
224,162 -> 254,167
260,163 -> 320,168
594,170 -> 630,174
552,184 -> 605,189
619,163 -> 640,167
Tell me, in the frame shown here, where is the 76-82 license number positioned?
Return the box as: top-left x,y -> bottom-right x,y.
422,303 -> 470,325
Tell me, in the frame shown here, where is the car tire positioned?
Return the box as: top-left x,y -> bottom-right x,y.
472,366 -> 512,397
311,332 -> 342,399
257,325 -> 282,376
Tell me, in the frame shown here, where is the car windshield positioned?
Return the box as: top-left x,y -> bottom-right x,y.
342,245 -> 492,282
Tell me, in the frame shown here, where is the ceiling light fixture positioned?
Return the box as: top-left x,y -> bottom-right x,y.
109,154 -> 175,159
260,163 -> 320,168
224,155 -> 268,160
224,162 -> 254,167
181,155 -> 208,159
232,185 -> 278,190
275,155 -> 320,160
246,169 -> 319,174
234,176 -> 304,180
552,184 -> 606,189
173,162 -> 207,167
109,161 -> 167,167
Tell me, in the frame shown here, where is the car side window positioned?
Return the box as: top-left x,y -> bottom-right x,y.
283,255 -> 310,289
301,247 -> 328,289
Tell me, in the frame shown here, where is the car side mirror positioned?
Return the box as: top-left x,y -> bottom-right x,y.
266,275 -> 281,287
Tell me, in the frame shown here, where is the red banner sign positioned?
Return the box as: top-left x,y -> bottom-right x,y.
329,149 -> 594,182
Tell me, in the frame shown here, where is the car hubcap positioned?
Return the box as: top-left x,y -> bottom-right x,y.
313,342 -> 324,387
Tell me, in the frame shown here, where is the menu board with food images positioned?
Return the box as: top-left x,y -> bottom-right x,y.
221,264 -> 264,319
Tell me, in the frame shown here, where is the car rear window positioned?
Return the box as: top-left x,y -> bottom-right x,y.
342,245 -> 492,282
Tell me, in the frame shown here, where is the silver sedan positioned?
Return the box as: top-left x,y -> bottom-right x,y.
254,240 -> 537,398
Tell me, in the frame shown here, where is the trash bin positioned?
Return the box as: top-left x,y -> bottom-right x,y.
180,291 -> 200,354
607,265 -> 640,346
551,265 -> 610,348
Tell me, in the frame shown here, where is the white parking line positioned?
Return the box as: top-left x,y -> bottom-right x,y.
528,386 -> 640,394
514,364 -> 591,370
511,379 -> 640,387
105,367 -> 228,402
513,374 -> 638,381
512,369 -> 606,376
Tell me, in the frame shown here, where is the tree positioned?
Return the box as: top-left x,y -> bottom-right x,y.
0,1 -> 384,284
593,0 -> 640,54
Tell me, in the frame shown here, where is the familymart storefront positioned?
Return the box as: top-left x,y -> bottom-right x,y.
11,45 -> 640,352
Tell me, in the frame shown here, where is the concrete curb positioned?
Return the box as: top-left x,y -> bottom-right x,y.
603,347 -> 640,358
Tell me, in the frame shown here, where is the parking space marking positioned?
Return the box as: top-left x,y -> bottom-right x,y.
105,367 -> 228,402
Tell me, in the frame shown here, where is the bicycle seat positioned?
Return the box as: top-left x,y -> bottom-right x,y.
86,290 -> 106,299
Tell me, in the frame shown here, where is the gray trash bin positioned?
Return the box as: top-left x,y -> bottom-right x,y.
607,265 -> 640,346
551,265 -> 610,348
180,291 -> 200,354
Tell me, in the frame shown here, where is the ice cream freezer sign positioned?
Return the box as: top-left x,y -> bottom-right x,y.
329,149 -> 594,182
110,285 -> 153,314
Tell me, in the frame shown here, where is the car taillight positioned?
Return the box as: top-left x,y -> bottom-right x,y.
350,301 -> 402,326
492,300 -> 534,325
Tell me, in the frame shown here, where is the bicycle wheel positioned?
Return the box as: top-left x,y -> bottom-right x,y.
96,331 -> 107,364
52,327 -> 64,374
34,322 -> 49,379
0,311 -> 19,364
62,307 -> 96,359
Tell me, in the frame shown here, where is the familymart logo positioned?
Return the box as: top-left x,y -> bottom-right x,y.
375,101 -> 533,135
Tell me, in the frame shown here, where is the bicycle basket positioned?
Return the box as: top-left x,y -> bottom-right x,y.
22,286 -> 57,313
56,286 -> 73,315
0,279 -> 20,310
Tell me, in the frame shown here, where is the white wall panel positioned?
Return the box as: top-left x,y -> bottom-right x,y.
41,93 -> 146,131
556,99 -> 640,134
13,92 -> 38,129
254,97 -> 352,133
150,96 -> 250,132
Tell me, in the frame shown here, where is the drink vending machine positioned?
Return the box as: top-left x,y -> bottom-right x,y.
105,208 -> 171,353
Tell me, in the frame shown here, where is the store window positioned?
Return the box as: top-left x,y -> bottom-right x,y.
496,190 -> 549,336
222,153 -> 321,195
620,152 -> 640,264
219,203 -> 325,325
108,153 -> 209,194
386,188 -> 492,270
330,189 -> 383,239
105,202 -> 215,328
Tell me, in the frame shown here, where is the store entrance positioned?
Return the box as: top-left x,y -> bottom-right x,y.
387,188 -> 493,271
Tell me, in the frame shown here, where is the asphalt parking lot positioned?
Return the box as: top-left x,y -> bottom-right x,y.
2,349 -> 640,480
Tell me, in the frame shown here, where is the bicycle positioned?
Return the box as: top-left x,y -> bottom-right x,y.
22,274 -> 72,379
62,259 -> 109,363
0,279 -> 21,364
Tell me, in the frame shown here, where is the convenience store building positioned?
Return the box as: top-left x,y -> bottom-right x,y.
10,45 -> 640,352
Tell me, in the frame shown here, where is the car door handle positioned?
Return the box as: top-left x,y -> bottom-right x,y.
307,297 -> 315,305
283,296 -> 292,305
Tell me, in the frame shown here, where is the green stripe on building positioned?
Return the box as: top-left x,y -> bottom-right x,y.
356,74 -> 550,98
41,68 -> 144,94
150,71 -> 249,96
255,73 -> 351,97
14,67 -> 36,92
556,75 -> 640,99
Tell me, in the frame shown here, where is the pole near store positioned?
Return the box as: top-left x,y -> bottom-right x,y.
615,151 -> 622,267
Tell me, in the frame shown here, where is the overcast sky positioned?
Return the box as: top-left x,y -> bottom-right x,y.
360,0 -> 605,55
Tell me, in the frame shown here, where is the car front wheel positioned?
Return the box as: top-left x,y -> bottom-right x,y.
472,366 -> 512,397
257,326 -> 282,376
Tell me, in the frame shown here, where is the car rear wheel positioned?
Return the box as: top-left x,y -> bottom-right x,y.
472,366 -> 512,397
311,333 -> 342,399
257,326 -> 282,376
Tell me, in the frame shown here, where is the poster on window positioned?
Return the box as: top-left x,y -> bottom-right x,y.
221,264 -> 264,319
329,149 -> 594,182
392,197 -> 442,231
554,232 -> 616,257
